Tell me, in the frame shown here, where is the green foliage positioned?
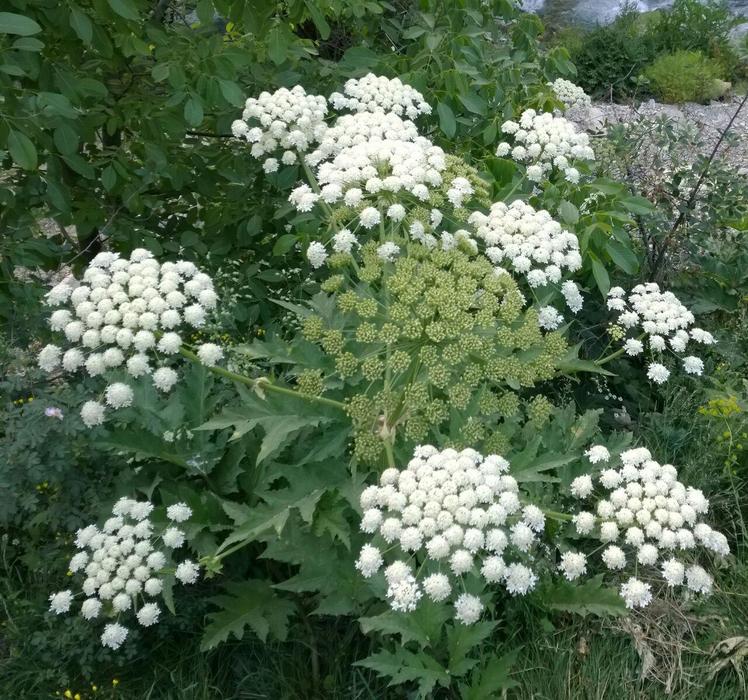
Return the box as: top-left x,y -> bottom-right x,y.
566,7 -> 657,99
2,0 -> 748,698
201,579 -> 296,649
560,0 -> 744,101
645,51 -> 724,103
646,0 -> 740,67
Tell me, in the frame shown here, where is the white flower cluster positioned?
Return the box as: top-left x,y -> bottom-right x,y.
495,109 -> 594,184
607,284 -> 715,384
230,86 -> 328,172
549,79 -> 592,112
306,112 -> 421,166
355,445 -> 545,625
292,136 -> 446,218
468,200 -> 582,286
48,499 -> 199,650
568,445 -> 729,609
38,249 -> 223,427
329,74 -> 432,119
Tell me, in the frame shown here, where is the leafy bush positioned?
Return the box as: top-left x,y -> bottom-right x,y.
645,51 -> 725,103
645,0 -> 739,63
2,1 -> 748,698
565,7 -> 658,99
559,0 -> 744,101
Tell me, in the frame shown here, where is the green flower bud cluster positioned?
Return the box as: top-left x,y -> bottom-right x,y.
296,369 -> 324,396
302,243 -> 568,462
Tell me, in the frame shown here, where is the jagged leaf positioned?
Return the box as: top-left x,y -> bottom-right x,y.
539,574 -> 627,617
459,651 -> 518,699
447,619 -> 497,676
201,580 -> 295,650
360,601 -> 449,649
356,648 -> 450,698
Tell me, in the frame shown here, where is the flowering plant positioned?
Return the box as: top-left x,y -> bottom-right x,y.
29,71 -> 729,697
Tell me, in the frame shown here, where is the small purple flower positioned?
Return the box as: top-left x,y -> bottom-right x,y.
45,406 -> 64,420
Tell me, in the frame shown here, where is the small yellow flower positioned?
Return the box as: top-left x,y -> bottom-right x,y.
74,694 -> 81,700
112,679 -> 119,686
64,691 -> 73,699
91,685 -> 98,692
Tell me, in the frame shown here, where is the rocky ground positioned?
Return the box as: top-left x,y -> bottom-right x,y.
570,95 -> 748,173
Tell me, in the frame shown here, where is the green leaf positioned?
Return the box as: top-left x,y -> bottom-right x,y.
558,343 -> 614,377
437,102 -> 456,138
151,62 -> 170,82
460,652 -> 518,699
360,602 -> 449,649
447,620 -> 497,676
107,0 -> 140,21
7,129 -> 37,170
12,36 -> 44,51
196,0 -> 214,25
356,648 -> 450,698
218,79 -> 244,107
605,239 -> 639,275
539,575 -> 627,617
0,12 -> 42,36
197,388 -> 336,463
510,437 -> 569,482
304,0 -> 331,39
218,488 -> 323,552
38,92 -> 78,119
53,124 -> 79,155
101,164 -> 117,191
559,199 -> 579,225
267,25 -> 288,65
457,91 -> 487,116
0,64 -> 26,76
272,233 -> 297,256
96,430 -> 189,468
201,580 -> 295,650
590,254 -> 610,297
183,96 -> 204,126
620,195 -> 655,216
69,5 -> 92,44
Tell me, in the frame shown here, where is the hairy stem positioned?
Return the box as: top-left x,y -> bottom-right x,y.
178,347 -> 346,410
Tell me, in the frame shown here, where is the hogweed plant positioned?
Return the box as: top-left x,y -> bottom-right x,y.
34,74 -> 730,692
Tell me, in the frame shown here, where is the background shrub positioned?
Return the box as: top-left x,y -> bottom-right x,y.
567,8 -> 657,100
645,51 -> 724,103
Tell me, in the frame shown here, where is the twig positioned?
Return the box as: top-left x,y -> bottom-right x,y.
185,130 -> 233,138
54,220 -> 79,251
650,91 -> 748,276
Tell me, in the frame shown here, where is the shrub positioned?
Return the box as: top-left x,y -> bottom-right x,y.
646,0 -> 738,61
645,51 -> 724,103
568,9 -> 657,100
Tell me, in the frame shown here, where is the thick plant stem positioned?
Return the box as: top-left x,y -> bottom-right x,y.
594,333 -> 645,366
383,438 -> 396,469
178,348 -> 346,410
594,346 -> 627,366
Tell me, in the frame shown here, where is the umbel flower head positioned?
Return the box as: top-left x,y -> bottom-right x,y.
329,73 -> 432,119
567,444 -> 729,608
302,241 -> 567,461
549,78 -> 592,113
606,283 -> 714,384
39,249 -> 224,427
495,109 -> 594,184
468,200 -> 582,287
230,85 -> 328,172
48,499 -> 198,650
355,445 -> 546,624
